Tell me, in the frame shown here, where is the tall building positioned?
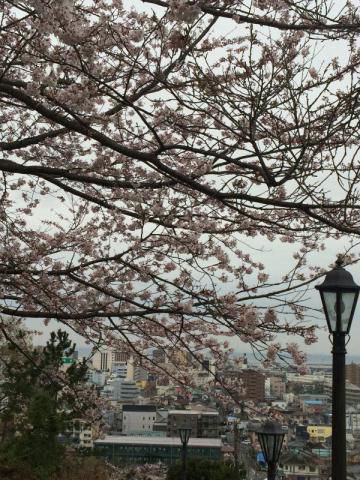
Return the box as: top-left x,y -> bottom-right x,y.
239,369 -> 265,402
346,363 -> 360,388
269,376 -> 286,399
92,348 -> 130,372
225,369 -> 265,403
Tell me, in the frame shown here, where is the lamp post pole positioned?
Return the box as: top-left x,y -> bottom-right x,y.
332,332 -> 346,480
267,462 -> 277,480
178,428 -> 191,480
315,256 -> 360,480
181,441 -> 187,480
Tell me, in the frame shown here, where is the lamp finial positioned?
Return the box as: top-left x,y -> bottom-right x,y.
335,255 -> 344,268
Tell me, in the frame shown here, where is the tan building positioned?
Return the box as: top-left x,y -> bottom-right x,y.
92,347 -> 131,372
224,368 -> 265,403
238,369 -> 265,403
270,376 -> 286,399
346,363 -> 360,388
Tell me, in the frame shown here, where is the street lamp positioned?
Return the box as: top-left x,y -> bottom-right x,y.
178,427 -> 191,480
257,421 -> 285,480
316,257 -> 360,480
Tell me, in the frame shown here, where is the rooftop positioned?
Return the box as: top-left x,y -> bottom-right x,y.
123,405 -> 156,412
95,436 -> 222,447
168,410 -> 219,416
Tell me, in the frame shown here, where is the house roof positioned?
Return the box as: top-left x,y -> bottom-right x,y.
95,436 -> 222,447
123,404 -> 156,412
280,449 -> 320,466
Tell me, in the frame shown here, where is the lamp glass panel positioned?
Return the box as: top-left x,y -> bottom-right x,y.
322,291 -> 337,332
259,435 -> 267,462
274,434 -> 284,463
260,434 -> 275,463
339,291 -> 356,332
179,428 -> 191,444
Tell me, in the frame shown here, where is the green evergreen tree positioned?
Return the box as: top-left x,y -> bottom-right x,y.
0,330 -> 95,479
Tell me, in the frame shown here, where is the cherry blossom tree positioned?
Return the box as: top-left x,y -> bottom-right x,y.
0,0 -> 359,395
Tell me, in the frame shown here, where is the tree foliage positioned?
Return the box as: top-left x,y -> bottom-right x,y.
0,0 -> 359,394
0,330 -> 97,479
167,458 -> 245,480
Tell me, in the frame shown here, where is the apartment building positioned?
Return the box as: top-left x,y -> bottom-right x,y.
346,363 -> 360,388
167,409 -> 219,438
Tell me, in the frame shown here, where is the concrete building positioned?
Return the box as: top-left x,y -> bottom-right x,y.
86,369 -> 106,387
122,405 -> 157,435
223,368 -> 265,402
92,347 -> 130,372
94,436 -> 222,465
112,379 -> 139,402
323,381 -> 360,406
287,372 -> 331,385
65,419 -> 94,448
307,425 -> 332,443
347,412 -> 360,434
238,369 -> 265,402
346,363 -> 360,388
279,449 -> 323,479
167,409 -> 219,438
296,394 -> 330,412
269,376 -> 286,399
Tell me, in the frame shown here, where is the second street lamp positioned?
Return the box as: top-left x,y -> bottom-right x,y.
256,420 -> 285,480
178,427 -> 191,480
316,256 -> 360,480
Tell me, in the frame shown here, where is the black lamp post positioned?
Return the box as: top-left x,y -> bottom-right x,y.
315,257 -> 360,480
179,427 -> 191,480
257,421 -> 285,480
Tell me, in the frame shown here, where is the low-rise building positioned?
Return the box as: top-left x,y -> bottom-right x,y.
307,425 -> 332,443
323,381 -> 360,406
64,419 -> 95,449
279,449 -> 323,479
122,404 -> 157,434
94,435 -> 222,465
167,409 -> 219,438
